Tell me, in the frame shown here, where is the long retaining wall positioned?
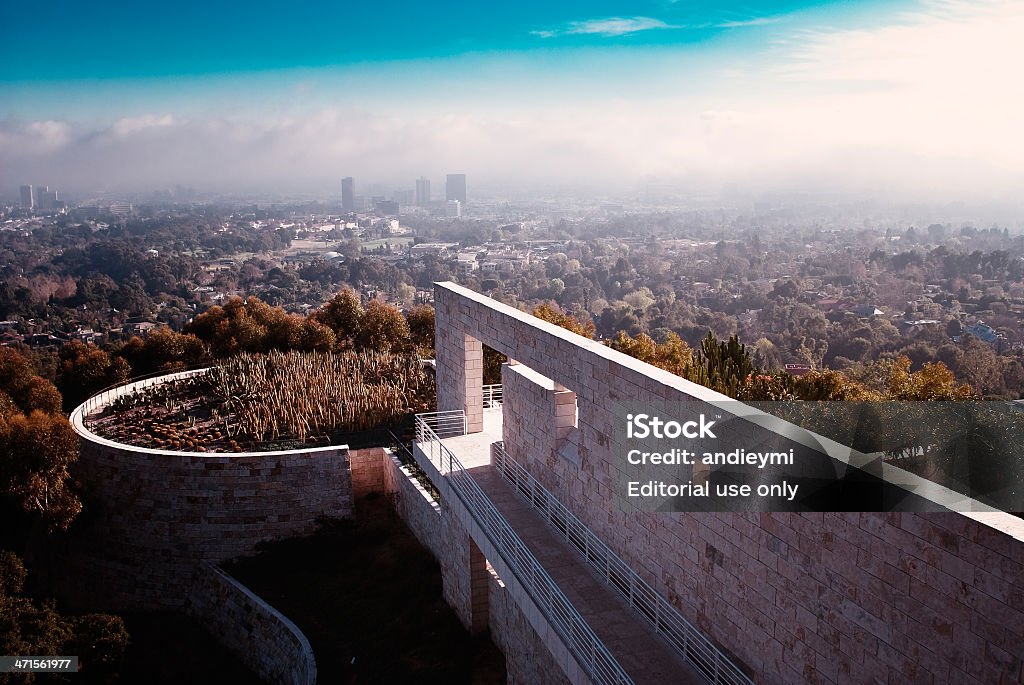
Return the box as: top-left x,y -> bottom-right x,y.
380,449 -> 444,557
67,369 -> 352,611
488,570 -> 572,685
188,561 -> 316,685
436,280 -> 1024,685
375,448 -> 568,685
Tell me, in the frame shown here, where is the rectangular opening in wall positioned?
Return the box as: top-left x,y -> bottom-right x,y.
553,384 -> 580,465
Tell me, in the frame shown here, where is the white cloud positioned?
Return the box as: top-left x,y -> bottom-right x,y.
716,17 -> 780,28
533,16 -> 677,38
109,113 -> 178,138
759,0 -> 1024,172
0,120 -> 72,157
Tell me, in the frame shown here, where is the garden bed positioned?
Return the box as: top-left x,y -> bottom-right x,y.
87,350 -> 435,453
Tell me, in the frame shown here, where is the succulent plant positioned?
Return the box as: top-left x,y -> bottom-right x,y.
93,349 -> 434,451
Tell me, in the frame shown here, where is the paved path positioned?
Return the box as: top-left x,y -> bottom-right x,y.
440,409 -> 703,684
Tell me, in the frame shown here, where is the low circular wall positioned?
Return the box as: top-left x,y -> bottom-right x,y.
67,369 -> 353,610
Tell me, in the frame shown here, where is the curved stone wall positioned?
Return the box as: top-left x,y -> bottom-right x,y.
189,562 -> 317,685
67,369 -> 352,611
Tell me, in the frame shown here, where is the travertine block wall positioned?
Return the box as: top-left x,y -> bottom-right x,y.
435,281 -> 1024,685
379,449 -> 569,684
436,327 -> 484,432
410,440 -> 594,684
188,561 -> 316,685
469,539 -> 490,634
489,573 -> 572,685
380,449 -> 445,558
350,447 -> 386,499
502,363 -> 559,470
377,449 -> 477,630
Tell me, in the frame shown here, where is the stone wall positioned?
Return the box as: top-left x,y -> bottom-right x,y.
380,449 -> 444,558
377,449 -> 478,630
410,439 -> 592,684
350,447 -> 386,499
488,571 -> 571,685
67,372 -> 352,611
378,447 -> 575,684
502,363 -> 582,472
435,280 -> 1024,685
189,561 -> 316,685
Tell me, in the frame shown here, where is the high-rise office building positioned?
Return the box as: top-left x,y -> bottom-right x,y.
19,185 -> 34,209
29,185 -> 59,210
446,174 -> 466,205
40,188 -> 58,210
415,177 -> 431,206
445,200 -> 462,218
341,177 -> 355,212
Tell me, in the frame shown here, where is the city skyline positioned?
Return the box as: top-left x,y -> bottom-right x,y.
2,1 -> 1023,202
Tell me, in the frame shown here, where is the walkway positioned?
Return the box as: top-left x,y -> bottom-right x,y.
439,408 -> 703,685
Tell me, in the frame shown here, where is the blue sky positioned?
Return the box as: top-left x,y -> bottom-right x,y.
1,0 -> 890,120
3,1 -> 878,81
2,1 -> 1022,200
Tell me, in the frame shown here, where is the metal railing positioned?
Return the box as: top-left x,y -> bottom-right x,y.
492,441 -> 754,685
482,384 -> 503,408
414,413 -> 633,685
414,410 -> 467,438
387,430 -> 441,503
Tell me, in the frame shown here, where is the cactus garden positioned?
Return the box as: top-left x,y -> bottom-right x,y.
87,350 -> 435,452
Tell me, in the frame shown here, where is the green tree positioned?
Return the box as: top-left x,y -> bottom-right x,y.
296,318 -> 336,353
955,335 -> 1005,397
687,333 -> 756,397
406,305 -> 435,356
0,349 -> 62,416
313,288 -> 364,348
0,391 -> 17,419
182,303 -> 233,355
0,551 -> 129,682
57,341 -> 132,411
118,329 -> 209,375
608,331 -> 692,376
357,300 -> 411,352
793,370 -> 878,401
0,411 -> 82,531
885,357 -> 976,401
531,303 -> 595,338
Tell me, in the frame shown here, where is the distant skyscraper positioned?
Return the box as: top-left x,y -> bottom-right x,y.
445,200 -> 462,218
415,177 -> 431,206
19,185 -> 34,209
446,174 -> 466,205
341,177 -> 355,211
31,185 -> 58,210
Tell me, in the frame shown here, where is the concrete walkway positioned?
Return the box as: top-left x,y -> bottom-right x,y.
440,408 -> 703,685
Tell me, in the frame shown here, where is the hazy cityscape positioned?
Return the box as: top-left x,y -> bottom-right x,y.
2,1 -> 1023,684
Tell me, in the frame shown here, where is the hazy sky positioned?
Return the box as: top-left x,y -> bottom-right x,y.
2,0 -> 1022,201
